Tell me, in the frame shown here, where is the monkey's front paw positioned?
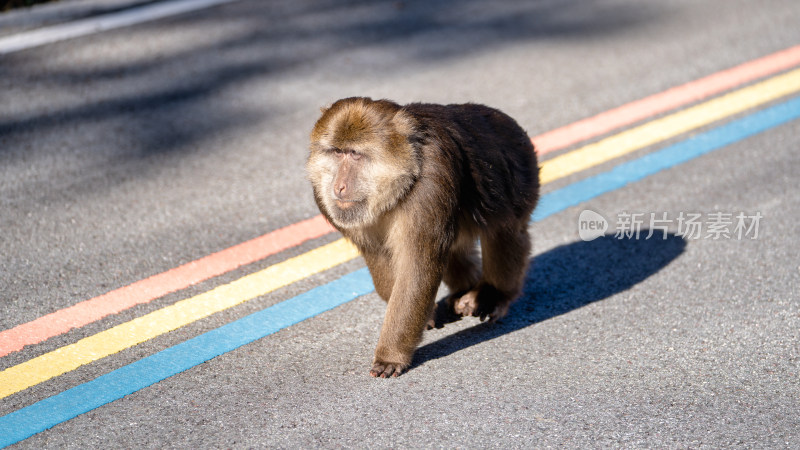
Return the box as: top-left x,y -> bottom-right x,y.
369,360 -> 408,378
426,317 -> 436,330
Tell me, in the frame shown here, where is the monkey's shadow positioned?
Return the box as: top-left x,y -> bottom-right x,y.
412,231 -> 686,371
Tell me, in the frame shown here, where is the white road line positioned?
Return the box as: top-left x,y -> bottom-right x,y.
0,0 -> 241,55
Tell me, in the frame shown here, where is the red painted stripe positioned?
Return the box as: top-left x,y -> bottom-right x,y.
0,215 -> 335,357
532,44 -> 800,154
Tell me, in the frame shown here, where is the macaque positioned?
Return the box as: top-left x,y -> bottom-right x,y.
307,97 -> 539,377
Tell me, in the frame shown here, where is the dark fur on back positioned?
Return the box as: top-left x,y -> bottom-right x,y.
403,102 -> 539,227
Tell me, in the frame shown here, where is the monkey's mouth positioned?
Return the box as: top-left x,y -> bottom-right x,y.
334,199 -> 362,209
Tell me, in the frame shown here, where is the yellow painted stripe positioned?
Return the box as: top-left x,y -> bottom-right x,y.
539,67 -> 800,184
0,238 -> 359,399
4,67 -> 800,400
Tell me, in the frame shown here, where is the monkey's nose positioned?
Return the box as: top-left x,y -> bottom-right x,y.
334,182 -> 347,199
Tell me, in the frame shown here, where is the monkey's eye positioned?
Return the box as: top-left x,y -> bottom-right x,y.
350,151 -> 363,160
331,148 -> 344,157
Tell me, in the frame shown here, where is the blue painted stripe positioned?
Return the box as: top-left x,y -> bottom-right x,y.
534,94 -> 800,221
2,94 -> 799,447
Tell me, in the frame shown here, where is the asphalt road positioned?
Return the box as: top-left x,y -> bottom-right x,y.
1,0 -> 799,447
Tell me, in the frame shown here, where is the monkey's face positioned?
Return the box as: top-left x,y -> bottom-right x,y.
307,146 -> 372,227
307,98 -> 421,229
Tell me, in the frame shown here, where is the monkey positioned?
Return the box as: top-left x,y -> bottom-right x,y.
307,97 -> 539,378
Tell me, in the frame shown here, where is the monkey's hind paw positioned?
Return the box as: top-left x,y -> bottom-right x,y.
452,291 -> 479,317
370,360 -> 408,378
451,289 -> 510,323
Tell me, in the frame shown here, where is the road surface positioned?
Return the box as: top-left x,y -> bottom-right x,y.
1,0 -> 799,447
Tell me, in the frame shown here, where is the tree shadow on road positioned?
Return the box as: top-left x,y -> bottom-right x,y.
0,0 -> 663,154
0,0 -> 666,213
412,231 -> 686,370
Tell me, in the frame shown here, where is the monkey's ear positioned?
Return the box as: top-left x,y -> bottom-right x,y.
392,108 -> 418,137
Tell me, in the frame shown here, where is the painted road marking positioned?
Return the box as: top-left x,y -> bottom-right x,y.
2,94 -> 799,447
4,53 -> 800,360
534,94 -> 800,219
539,67 -> 800,183
533,44 -> 800,154
0,215 -> 335,357
0,238 -> 359,400
0,0 -> 242,55
3,65 -> 800,400
2,45 -> 798,359
0,268 -> 375,448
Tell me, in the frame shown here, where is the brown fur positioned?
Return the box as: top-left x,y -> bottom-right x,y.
307,97 -> 539,377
